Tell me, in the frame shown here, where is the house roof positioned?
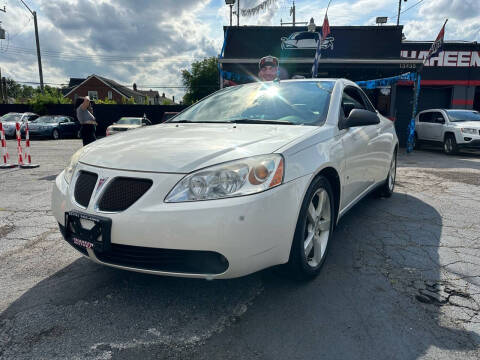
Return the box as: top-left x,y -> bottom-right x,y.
137,89 -> 160,98
63,75 -> 145,99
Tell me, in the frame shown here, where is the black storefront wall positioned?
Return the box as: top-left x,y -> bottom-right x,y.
0,104 -> 187,136
222,25 -> 406,80
223,25 -> 403,59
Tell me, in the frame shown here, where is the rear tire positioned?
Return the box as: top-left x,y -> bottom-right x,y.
413,133 -> 421,150
443,134 -> 458,155
287,176 -> 335,280
376,150 -> 397,198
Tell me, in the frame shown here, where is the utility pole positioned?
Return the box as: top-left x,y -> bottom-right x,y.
229,4 -> 233,26
237,0 -> 240,26
0,67 -> 4,103
291,1 -> 296,27
397,0 -> 407,26
19,0 -> 44,93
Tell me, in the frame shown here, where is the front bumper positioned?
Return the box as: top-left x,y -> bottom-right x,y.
52,163 -> 309,279
459,139 -> 480,149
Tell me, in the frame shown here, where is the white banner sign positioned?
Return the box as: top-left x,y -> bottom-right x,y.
401,50 -> 480,67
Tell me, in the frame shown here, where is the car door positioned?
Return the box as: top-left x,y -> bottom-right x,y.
340,86 -> 379,208
429,111 -> 445,141
418,112 -> 437,140
416,112 -> 428,140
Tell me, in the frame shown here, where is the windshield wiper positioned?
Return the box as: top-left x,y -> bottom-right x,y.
169,120 -> 233,124
230,118 -> 294,125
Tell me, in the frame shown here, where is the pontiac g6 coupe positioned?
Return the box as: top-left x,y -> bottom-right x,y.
52,79 -> 398,280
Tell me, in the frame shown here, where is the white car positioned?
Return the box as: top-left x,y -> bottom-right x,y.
414,109 -> 480,154
281,31 -> 334,50
52,79 -> 398,280
106,117 -> 152,136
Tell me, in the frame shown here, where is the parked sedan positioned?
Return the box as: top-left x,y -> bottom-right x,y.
52,79 -> 398,280
106,117 -> 152,136
0,112 -> 39,138
26,115 -> 80,139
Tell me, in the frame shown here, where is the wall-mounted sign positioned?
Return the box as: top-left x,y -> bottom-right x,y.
280,31 -> 334,50
401,50 -> 480,67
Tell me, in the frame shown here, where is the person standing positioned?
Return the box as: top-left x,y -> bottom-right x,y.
75,96 -> 97,146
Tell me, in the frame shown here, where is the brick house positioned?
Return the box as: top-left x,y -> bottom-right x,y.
63,75 -> 146,104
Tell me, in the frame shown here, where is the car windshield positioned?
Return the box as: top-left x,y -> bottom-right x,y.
446,110 -> 480,122
170,81 -> 335,126
117,118 -> 142,125
36,116 -> 60,123
1,113 -> 23,123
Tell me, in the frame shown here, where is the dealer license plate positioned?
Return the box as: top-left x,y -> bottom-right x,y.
65,211 -> 112,252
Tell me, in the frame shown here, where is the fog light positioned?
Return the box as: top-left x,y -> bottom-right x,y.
464,137 -> 472,141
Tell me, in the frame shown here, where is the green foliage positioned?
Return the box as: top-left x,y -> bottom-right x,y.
28,91 -> 71,114
182,57 -> 219,105
96,98 -> 117,104
161,98 -> 173,105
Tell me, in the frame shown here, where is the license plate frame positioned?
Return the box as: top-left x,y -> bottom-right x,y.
65,211 -> 112,252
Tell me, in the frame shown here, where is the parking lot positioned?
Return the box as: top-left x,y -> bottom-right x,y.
1,139 -> 479,360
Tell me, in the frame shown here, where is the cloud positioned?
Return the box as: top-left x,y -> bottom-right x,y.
0,0 -> 478,101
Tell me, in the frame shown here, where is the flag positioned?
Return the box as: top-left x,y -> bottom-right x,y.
312,14 -> 330,78
424,19 -> 447,65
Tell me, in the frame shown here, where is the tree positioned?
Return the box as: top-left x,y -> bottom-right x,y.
181,57 -> 219,105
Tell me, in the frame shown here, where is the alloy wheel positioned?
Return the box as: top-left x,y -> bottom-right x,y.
304,188 -> 331,268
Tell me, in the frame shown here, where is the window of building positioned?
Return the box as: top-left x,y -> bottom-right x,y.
108,91 -> 112,100
88,91 -> 98,101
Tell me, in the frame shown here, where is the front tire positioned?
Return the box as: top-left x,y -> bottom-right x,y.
444,135 -> 458,155
287,176 -> 335,280
52,129 -> 60,140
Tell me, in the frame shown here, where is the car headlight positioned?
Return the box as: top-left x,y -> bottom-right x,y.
461,128 -> 478,135
165,154 -> 284,203
64,148 -> 85,184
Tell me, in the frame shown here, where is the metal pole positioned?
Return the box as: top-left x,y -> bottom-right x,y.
229,4 -> 233,26
397,0 -> 402,26
237,0 -> 240,26
0,67 -> 4,103
33,11 -> 44,94
292,1 -> 295,26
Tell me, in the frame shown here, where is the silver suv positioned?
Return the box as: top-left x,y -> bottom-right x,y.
414,109 -> 480,154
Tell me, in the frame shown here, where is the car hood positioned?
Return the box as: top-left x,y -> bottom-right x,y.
109,124 -> 141,129
451,121 -> 480,129
79,123 -> 314,173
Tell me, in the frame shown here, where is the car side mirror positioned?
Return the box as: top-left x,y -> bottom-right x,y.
435,117 -> 445,124
339,109 -> 380,130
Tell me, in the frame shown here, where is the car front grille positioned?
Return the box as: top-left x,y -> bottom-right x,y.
112,127 -> 128,131
74,171 -> 98,208
98,177 -> 152,212
94,244 -> 229,274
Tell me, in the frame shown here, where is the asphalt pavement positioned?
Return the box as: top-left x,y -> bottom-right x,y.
0,139 -> 479,360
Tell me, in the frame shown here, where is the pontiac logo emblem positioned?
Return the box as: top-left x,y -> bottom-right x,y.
95,177 -> 109,195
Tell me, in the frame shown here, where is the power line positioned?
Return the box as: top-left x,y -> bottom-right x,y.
2,44 -> 207,63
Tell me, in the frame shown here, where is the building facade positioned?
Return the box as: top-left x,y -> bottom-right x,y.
219,25 -> 480,146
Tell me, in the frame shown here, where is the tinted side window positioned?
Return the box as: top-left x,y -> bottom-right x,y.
431,112 -> 445,124
341,86 -> 367,118
357,88 -> 376,112
419,112 -> 432,122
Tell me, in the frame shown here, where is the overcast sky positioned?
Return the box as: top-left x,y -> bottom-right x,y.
1,0 -> 479,99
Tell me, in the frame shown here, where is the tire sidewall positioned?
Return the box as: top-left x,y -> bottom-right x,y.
290,176 -> 335,277
52,129 -> 60,140
444,135 -> 457,155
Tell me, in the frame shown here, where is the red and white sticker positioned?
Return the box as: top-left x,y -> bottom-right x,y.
73,237 -> 94,249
